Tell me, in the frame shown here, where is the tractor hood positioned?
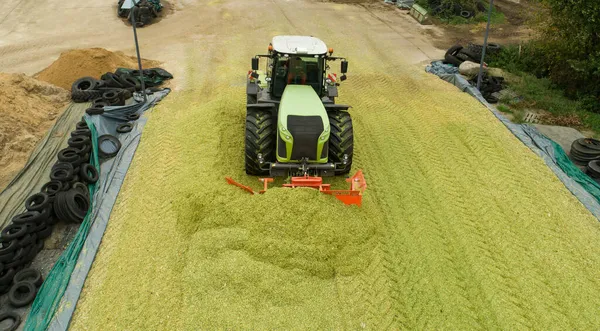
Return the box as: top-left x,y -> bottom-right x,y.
277,85 -> 330,163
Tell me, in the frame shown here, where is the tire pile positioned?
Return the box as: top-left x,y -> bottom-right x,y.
0,121 -> 99,325
428,0 -> 490,19
570,138 -> 600,168
443,43 -> 504,103
117,0 -> 162,27
71,72 -> 139,103
468,73 -> 504,103
444,43 -> 501,67
0,268 -> 43,330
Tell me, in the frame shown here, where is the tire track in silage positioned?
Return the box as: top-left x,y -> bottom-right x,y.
376,77 -> 491,329
347,72 -> 485,329
445,120 -> 591,328
427,94 -> 583,328
346,74 -> 411,330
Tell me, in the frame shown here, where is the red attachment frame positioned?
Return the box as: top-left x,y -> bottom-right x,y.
225,170 -> 367,206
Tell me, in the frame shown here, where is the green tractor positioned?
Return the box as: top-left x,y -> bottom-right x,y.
245,36 -> 353,177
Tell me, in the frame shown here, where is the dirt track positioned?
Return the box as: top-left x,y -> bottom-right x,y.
4,0 -> 600,329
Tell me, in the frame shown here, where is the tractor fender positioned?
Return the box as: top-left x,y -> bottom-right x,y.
247,103 -> 277,111
324,104 -> 351,111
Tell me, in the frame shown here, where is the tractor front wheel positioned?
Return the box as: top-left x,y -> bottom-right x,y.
245,108 -> 275,175
328,111 -> 354,174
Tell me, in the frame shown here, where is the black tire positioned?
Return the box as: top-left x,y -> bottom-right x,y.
71,77 -> 98,93
0,268 -> 16,286
245,109 -> 275,175
1,225 -> 28,242
12,244 -> 31,261
80,164 -> 99,184
0,251 -> 14,263
68,136 -> 90,149
328,111 -> 354,174
127,113 -> 140,121
487,43 -> 502,53
118,75 -> 141,90
101,73 -> 123,88
71,129 -> 91,138
86,107 -> 105,115
444,45 -> 464,66
117,122 -> 134,133
24,193 -> 49,212
460,10 -> 472,18
12,211 -> 41,225
92,100 -> 109,109
0,312 -> 20,331
71,90 -> 102,103
35,224 -> 53,241
17,233 -> 36,248
76,144 -> 92,156
8,281 -> 37,307
76,121 -> 88,130
53,190 -> 89,223
28,222 -> 45,234
0,240 -> 17,255
50,167 -> 74,182
98,135 -> 121,159
14,268 -> 43,287
72,182 -> 89,198
57,148 -> 80,163
457,50 -> 479,63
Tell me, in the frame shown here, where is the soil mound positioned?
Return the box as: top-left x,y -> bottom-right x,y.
35,48 -> 160,90
0,73 -> 69,189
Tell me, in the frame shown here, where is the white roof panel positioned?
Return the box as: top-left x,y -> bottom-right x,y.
272,36 -> 328,55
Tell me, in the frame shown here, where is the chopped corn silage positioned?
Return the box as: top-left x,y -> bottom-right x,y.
71,1 -> 600,329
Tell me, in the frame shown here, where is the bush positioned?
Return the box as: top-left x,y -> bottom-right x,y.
488,0 -> 600,113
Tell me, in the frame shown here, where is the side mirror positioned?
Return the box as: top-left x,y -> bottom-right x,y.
341,60 -> 348,74
340,74 -> 347,81
252,58 -> 259,71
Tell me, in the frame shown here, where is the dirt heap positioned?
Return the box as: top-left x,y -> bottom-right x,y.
0,73 -> 69,189
35,48 -> 160,90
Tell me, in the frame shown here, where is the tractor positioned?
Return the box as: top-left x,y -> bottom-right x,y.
245,36 -> 354,178
117,0 -> 162,26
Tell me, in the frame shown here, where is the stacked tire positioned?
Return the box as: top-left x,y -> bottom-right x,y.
0,121 -> 98,300
118,0 -> 160,27
571,138 -> 600,166
444,43 -> 502,67
71,74 -> 137,104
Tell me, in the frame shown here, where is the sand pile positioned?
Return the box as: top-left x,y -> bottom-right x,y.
0,73 -> 69,189
35,48 -> 160,90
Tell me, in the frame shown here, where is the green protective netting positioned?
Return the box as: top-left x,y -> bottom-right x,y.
552,141 -> 600,202
24,118 -> 100,331
114,67 -> 173,87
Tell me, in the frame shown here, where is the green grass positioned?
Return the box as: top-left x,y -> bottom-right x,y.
502,72 -> 600,133
439,4 -> 506,25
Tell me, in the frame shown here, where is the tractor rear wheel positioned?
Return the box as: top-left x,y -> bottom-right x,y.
328,111 -> 354,174
245,108 -> 275,175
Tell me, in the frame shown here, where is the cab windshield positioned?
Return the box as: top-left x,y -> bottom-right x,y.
271,55 -> 323,97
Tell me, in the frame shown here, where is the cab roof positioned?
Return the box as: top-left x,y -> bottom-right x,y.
271,36 -> 328,55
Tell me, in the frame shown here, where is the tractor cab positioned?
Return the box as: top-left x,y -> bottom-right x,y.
248,36 -> 348,103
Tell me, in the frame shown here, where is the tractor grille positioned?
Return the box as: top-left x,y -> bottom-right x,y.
287,115 -> 323,161
321,141 -> 328,159
278,133 -> 286,159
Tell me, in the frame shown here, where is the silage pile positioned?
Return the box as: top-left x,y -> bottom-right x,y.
71,34 -> 600,330
0,73 -> 69,190
35,48 -> 160,90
